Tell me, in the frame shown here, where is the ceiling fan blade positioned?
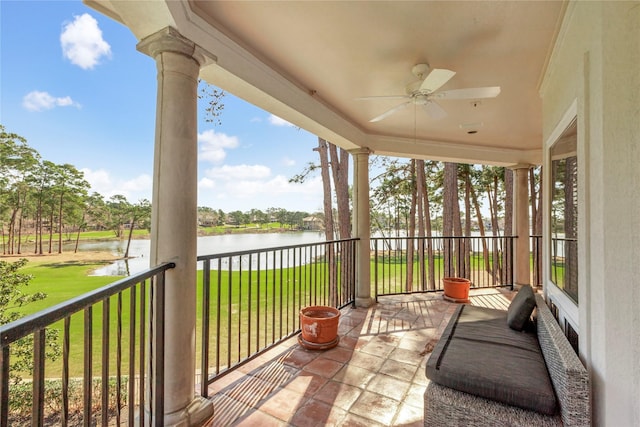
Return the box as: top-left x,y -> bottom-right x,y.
356,95 -> 409,101
370,101 -> 411,122
423,101 -> 447,120
419,68 -> 456,92
432,86 -> 501,100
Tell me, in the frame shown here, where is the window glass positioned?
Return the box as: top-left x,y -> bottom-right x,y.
550,120 -> 578,303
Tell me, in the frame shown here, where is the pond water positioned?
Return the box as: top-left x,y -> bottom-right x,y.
69,232 -> 326,277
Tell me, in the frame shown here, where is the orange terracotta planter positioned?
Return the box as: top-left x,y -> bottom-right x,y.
443,277 -> 471,302
299,306 -> 340,350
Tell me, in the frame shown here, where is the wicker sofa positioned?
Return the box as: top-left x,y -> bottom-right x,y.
424,291 -> 591,426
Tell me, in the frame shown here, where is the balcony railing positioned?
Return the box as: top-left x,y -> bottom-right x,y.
551,236 -> 578,302
196,238 -> 357,395
1,235 -> 536,423
0,262 -> 174,426
372,236 -> 516,296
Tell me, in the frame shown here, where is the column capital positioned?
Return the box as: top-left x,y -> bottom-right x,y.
508,163 -> 533,170
348,147 -> 371,156
137,26 -> 210,66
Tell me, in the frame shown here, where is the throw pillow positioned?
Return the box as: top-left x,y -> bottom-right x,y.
507,285 -> 536,331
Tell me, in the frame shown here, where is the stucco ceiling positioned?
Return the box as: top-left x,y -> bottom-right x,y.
86,0 -> 566,165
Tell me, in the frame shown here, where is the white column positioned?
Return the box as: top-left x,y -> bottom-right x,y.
350,148 -> 373,307
137,27 -> 213,426
513,166 -> 531,288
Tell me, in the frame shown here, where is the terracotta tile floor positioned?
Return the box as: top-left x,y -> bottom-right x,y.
207,288 -> 514,426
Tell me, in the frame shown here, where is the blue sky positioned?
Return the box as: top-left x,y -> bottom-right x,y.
1,0 -> 325,213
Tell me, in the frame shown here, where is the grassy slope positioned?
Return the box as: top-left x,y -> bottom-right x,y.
13,260 -> 126,377
12,258 -> 343,378
21,260 -> 118,313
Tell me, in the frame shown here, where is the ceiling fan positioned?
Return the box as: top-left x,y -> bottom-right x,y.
358,63 -> 501,122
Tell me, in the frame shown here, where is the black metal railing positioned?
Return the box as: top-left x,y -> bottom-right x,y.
0,262 -> 174,426
551,236 -> 578,302
372,236 -> 516,297
197,238 -> 357,392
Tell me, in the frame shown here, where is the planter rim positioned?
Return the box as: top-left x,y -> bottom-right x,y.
300,305 -> 340,317
443,277 -> 471,283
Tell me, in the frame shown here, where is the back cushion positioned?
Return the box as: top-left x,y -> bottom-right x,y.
507,285 -> 536,331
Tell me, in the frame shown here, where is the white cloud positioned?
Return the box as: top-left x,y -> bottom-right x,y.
61,13 -> 111,70
225,175 -> 291,197
205,164 -> 271,180
282,157 -> 296,167
121,174 -> 152,193
198,129 -> 240,164
81,168 -> 111,189
198,177 -> 216,190
268,114 -> 295,127
81,168 -> 151,202
55,97 -> 75,107
22,91 -> 81,112
198,162 -> 324,211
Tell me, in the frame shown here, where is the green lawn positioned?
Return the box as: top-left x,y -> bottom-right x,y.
9,257 -> 349,379
14,259 -> 129,378
21,259 -> 119,313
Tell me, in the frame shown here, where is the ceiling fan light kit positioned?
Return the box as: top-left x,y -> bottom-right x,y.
359,63 -> 501,122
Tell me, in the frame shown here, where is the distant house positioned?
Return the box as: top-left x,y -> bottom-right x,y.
302,215 -> 324,231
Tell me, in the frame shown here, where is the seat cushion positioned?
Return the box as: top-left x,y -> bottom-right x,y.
507,284 -> 537,330
426,305 -> 558,415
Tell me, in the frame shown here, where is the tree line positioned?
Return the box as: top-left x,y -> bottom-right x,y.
0,125 -> 321,256
1,125 -> 92,255
293,139 -> 542,242
293,137 -> 543,292
197,206 -> 313,230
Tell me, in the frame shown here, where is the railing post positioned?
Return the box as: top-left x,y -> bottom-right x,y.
0,346 -> 8,427
101,298 -> 110,427
200,260 -> 211,398
510,237 -> 515,290
152,273 -> 165,426
32,329 -> 45,426
127,287 -> 136,425
351,240 -> 357,307
83,307 -> 92,427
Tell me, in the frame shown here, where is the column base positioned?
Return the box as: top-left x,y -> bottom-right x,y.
355,297 -> 374,308
163,395 -> 214,427
512,283 -> 533,291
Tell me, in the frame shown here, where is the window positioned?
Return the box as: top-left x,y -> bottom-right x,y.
550,120 -> 578,303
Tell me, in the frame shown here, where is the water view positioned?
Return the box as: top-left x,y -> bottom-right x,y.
67,232 -> 326,276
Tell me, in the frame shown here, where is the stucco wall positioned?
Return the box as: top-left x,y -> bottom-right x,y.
540,2 -> 640,425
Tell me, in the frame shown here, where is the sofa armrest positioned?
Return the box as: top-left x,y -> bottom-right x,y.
535,295 -> 591,426
425,381 -> 562,427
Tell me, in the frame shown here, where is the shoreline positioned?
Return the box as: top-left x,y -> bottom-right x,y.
1,228 -> 316,265
0,251 -> 119,265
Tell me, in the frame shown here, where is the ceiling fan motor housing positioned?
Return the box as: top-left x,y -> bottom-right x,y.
411,63 -> 431,79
